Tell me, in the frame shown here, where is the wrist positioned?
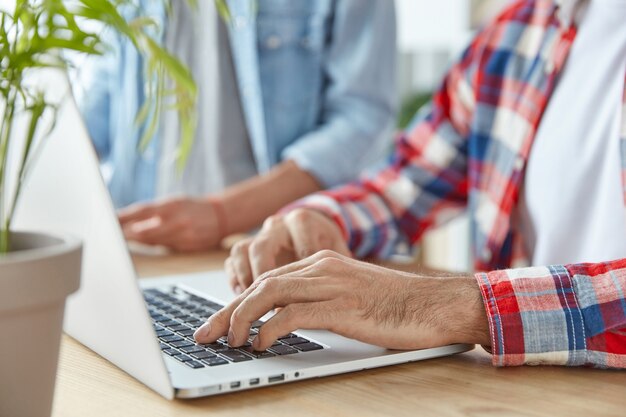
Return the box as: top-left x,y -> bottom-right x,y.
450,275 -> 491,346
204,196 -> 228,240
415,275 -> 490,346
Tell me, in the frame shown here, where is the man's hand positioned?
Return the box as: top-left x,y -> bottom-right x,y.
195,250 -> 490,351
225,209 -> 350,294
119,196 -> 222,252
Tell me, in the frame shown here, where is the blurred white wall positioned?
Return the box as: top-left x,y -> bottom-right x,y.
396,0 -> 471,52
396,0 -> 511,97
0,0 -> 12,12
396,0 -> 472,96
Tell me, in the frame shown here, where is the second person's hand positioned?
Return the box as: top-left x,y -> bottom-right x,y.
225,208 -> 350,294
119,196 -> 223,252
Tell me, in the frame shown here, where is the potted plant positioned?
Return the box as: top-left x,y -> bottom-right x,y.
0,1 -> 222,415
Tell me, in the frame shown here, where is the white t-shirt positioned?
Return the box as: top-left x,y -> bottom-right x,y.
157,2 -> 256,197
518,0 -> 626,266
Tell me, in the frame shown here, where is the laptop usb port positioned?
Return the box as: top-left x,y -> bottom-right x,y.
230,381 -> 241,389
249,378 -> 260,386
268,374 -> 285,383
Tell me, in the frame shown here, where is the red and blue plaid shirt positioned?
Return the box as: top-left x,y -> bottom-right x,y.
294,0 -> 626,367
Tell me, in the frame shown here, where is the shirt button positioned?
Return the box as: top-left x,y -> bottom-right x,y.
234,16 -> 247,29
544,60 -> 555,74
482,247 -> 492,261
514,156 -> 525,171
265,35 -> 282,49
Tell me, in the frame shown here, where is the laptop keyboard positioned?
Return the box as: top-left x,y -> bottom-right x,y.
143,287 -> 324,370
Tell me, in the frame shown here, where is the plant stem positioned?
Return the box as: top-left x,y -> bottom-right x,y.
5,99 -> 45,239
0,87 -> 17,254
0,219 -> 9,253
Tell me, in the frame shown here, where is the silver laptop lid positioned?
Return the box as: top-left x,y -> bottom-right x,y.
11,70 -> 173,399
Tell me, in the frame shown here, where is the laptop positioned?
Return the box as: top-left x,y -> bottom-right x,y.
11,72 -> 473,399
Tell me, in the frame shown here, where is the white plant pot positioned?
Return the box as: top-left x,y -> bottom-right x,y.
0,231 -> 82,417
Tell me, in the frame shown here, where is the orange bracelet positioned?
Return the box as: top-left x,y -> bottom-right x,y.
207,197 -> 228,240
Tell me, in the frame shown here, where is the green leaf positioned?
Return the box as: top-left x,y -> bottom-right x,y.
214,0 -> 231,22
0,0 -> 224,251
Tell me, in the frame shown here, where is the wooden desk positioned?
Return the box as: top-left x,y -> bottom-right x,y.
52,252 -> 626,417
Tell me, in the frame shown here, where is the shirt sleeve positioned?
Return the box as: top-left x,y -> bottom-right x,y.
284,23 -> 488,258
475,260 -> 626,368
281,0 -> 397,188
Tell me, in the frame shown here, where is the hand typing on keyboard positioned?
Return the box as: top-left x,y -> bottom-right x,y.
145,287 -> 324,369
194,250 -> 490,351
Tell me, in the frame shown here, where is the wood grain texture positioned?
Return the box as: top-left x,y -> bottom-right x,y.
52,252 -> 626,417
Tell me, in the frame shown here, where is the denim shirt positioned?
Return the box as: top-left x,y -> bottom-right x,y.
77,0 -> 397,208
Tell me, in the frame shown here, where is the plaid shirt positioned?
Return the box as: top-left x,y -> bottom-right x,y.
293,0 -> 626,367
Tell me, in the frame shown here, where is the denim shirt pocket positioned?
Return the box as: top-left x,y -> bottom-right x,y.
256,2 -> 331,153
256,8 -> 328,104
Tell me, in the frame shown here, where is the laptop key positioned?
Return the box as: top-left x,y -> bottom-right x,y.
156,329 -> 174,337
178,329 -> 196,337
268,345 -> 298,355
204,301 -> 223,311
202,357 -> 229,367
190,350 -> 217,359
250,320 -> 264,329
178,301 -> 194,309
163,348 -> 180,356
228,341 -> 252,348
158,319 -> 179,327
184,360 -> 205,369
159,343 -> 169,350
239,346 -> 276,359
203,343 -> 229,353
191,351 -> 216,360
281,337 -> 310,346
220,350 -> 253,362
293,342 -> 324,352
247,336 -> 280,346
159,335 -> 183,343
170,340 -> 194,348
159,293 -> 175,301
174,354 -> 193,362
170,324 -> 190,332
277,333 -> 297,340
181,345 -> 205,354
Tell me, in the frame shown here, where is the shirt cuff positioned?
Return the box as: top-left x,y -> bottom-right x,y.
282,140 -> 358,188
474,265 -> 587,367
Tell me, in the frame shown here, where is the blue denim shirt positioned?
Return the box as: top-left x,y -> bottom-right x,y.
78,0 -> 397,208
